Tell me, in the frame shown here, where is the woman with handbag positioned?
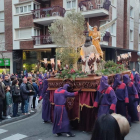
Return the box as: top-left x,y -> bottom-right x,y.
12,79 -> 21,117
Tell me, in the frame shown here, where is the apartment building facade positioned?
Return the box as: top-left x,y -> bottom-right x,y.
0,0 -> 13,74
0,0 -> 140,74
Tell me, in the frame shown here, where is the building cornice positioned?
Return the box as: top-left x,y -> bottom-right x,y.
14,12 -> 32,17
14,0 -> 40,6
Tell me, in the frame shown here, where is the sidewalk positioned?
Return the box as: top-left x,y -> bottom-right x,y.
0,99 -> 41,126
0,109 -> 37,126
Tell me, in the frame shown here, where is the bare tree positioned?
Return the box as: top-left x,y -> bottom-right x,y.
49,10 -> 85,70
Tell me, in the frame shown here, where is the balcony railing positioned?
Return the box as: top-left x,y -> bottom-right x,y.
32,32 -> 110,46
32,35 -> 54,45
78,0 -> 111,11
32,6 -> 66,19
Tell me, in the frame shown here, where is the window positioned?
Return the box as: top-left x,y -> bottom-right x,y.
15,4 -> 32,14
0,33 -> 5,51
130,30 -> 133,41
28,5 -> 31,11
24,6 -> 27,12
0,12 -> 4,20
66,0 -> 76,9
111,23 -> 115,35
34,29 -> 40,36
15,28 -> 32,39
37,5 -> 40,9
0,33 -> 5,42
20,7 -> 23,13
130,6 -> 134,18
72,0 -> 76,8
34,4 -> 40,10
67,1 -> 71,9
34,29 -> 40,45
16,7 -> 19,14
111,0 -> 116,7
100,21 -> 106,27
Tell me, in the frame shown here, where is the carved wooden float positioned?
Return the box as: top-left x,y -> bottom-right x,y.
48,70 -> 131,92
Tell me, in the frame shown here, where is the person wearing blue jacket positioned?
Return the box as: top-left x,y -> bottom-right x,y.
20,78 -> 32,115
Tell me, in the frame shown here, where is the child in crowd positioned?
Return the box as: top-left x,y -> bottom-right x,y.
5,86 -> 13,119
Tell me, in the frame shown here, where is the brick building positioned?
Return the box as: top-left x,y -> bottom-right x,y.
0,0 -> 140,74
0,0 -> 13,74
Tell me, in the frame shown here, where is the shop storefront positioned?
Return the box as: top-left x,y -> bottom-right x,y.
0,58 -> 10,74
22,49 -> 55,72
13,49 -> 56,74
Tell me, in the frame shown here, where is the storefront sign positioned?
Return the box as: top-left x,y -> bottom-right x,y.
0,59 -> 10,66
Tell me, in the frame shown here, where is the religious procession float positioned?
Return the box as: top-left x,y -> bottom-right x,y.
45,10 -> 131,131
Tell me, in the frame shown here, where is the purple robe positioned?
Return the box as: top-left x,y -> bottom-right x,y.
53,84 -> 78,134
134,74 -> 140,102
38,79 -> 43,96
41,79 -> 51,122
113,74 -> 129,117
94,76 -> 117,118
39,74 -> 43,80
123,74 -> 139,121
44,73 -> 47,78
43,73 -> 50,79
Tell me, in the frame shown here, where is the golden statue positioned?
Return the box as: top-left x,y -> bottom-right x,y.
86,18 -> 117,58
87,23 -> 103,58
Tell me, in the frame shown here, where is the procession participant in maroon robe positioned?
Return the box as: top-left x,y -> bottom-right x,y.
53,84 -> 80,137
134,73 -> 140,104
94,76 -> 117,118
38,78 -> 51,123
113,74 -> 129,118
123,74 -> 139,122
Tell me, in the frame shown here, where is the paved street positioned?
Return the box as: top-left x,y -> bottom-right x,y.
0,108 -> 140,140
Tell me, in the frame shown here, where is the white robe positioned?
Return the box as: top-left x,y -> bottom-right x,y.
80,45 -> 99,73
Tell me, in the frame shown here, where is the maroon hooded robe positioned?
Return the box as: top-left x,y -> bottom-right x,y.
94,76 -> 117,118
53,84 -> 78,134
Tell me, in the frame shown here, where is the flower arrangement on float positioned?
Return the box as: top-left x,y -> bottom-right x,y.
55,68 -> 87,80
95,61 -> 128,76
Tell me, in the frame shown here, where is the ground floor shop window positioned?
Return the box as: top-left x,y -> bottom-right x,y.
0,67 -> 10,74
0,58 -> 10,74
23,49 -> 55,73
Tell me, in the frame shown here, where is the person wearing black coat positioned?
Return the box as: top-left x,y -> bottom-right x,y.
18,71 -> 24,79
0,75 -> 5,121
32,78 -> 39,109
12,80 -> 21,117
3,75 -> 11,117
3,75 -> 11,87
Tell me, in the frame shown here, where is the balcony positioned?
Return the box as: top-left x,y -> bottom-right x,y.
78,0 -> 111,18
32,6 -> 66,25
32,31 -> 110,49
32,35 -> 57,48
